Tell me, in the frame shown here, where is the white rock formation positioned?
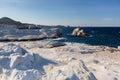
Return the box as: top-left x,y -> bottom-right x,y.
42,60 -> 96,80
72,28 -> 87,36
0,44 -> 41,80
0,24 -> 62,41
0,43 -> 97,80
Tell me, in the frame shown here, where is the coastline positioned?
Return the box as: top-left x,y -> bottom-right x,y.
0,19 -> 120,79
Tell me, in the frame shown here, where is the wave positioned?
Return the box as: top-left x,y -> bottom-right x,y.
44,37 -> 67,41
89,35 -> 93,37
65,42 -> 90,46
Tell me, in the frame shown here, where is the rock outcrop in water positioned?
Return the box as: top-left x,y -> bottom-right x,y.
72,28 -> 87,36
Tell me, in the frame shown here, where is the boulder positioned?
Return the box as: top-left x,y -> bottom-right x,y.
44,42 -> 66,48
72,28 -> 87,36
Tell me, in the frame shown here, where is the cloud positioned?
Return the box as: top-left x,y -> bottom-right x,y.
0,0 -> 26,3
103,18 -> 113,21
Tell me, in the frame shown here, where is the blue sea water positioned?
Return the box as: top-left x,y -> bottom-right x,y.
56,27 -> 120,47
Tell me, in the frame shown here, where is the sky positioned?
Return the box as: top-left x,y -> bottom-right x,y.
0,0 -> 120,26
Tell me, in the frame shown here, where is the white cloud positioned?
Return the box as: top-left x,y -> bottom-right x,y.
0,0 -> 26,3
103,18 -> 113,21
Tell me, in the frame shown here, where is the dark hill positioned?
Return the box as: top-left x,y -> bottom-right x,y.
0,17 -> 22,26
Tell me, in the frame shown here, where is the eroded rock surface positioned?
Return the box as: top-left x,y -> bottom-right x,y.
0,43 -> 97,80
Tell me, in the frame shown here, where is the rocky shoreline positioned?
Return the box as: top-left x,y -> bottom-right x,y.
0,17 -> 120,80
0,41 -> 120,80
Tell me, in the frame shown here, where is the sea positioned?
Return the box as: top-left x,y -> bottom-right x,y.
52,27 -> 120,48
